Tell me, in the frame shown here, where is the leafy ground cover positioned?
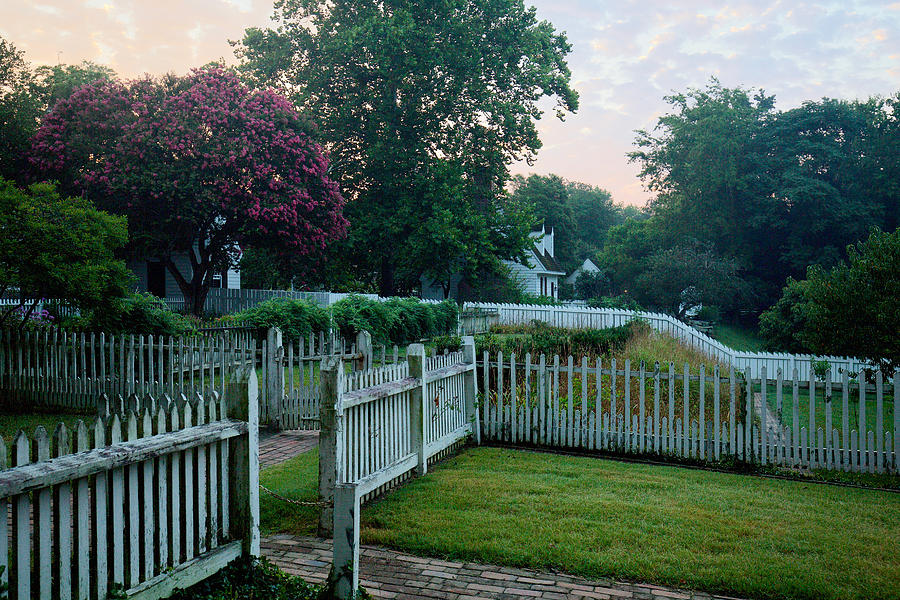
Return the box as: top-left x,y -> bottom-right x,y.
261,447 -> 900,600
712,323 -> 764,352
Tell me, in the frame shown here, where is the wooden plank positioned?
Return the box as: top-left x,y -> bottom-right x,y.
876,371 -> 884,473
859,372 -> 867,471
638,362 -> 645,453
34,427 -> 52,599
0,437 -> 8,591
126,540 -> 241,600
683,364 -> 690,458
792,368 -> 800,466
12,432 -> 31,600
699,365 -> 706,460
183,403 -> 195,561
92,419 -> 109,599
53,424 -> 73,600
895,368 -> 900,473
714,366 -> 721,460
141,410 -> 155,580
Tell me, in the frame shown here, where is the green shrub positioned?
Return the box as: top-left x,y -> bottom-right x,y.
433,334 -> 462,353
586,294 -> 643,311
694,305 -> 721,323
475,321 -> 646,358
331,296 -> 457,344
221,298 -> 329,343
168,555 -> 320,600
65,293 -> 196,337
331,295 -> 397,343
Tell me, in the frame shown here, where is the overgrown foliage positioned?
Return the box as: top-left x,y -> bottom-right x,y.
220,296 -> 457,345
0,178 -> 130,327
760,228 -> 900,371
64,293 -> 197,337
168,556 -> 320,600
476,321 -> 647,358
219,298 -> 330,343
331,296 -> 458,345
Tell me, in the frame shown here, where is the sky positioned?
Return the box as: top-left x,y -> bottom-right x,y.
2,1 -> 899,206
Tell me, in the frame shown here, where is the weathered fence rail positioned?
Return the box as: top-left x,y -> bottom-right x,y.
0,369 -> 259,600
318,339 -> 478,599
478,351 -> 899,474
464,302 -> 876,381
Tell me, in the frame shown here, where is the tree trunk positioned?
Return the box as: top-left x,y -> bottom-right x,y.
165,259 -> 210,316
378,257 -> 395,298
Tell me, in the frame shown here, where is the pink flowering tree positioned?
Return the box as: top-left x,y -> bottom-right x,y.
31,68 -> 347,314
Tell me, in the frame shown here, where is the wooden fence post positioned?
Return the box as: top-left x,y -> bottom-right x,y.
330,483 -> 360,600
266,328 -> 284,431
462,336 -> 480,444
318,357 -> 344,537
355,331 -> 372,372
225,367 -> 260,556
407,343 -> 427,476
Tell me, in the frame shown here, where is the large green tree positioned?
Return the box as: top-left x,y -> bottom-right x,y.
31,69 -> 347,314
234,0 -> 578,296
0,35 -> 115,184
760,228 -> 900,371
629,80 -> 899,315
0,178 -> 130,325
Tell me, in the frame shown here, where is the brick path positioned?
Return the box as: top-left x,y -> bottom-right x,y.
259,429 -> 319,467
262,535 -> 746,600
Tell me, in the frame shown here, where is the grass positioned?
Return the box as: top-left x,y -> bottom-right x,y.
0,411 -> 94,449
762,383 -> 895,435
261,447 -> 900,600
712,323 -> 765,352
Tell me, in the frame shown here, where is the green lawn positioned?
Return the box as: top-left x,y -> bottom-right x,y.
0,412 -> 94,449
713,323 -> 764,352
261,447 -> 900,600
763,383 -> 894,435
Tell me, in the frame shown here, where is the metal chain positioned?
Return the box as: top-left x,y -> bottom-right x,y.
259,484 -> 332,507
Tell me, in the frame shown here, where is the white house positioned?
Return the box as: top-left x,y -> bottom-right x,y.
129,253 -> 240,298
419,225 -> 566,301
503,225 -> 566,300
565,257 -> 602,286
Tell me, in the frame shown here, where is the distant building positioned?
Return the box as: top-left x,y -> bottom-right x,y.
129,250 -> 240,298
503,225 -> 566,300
420,225 -> 565,301
565,257 -> 602,286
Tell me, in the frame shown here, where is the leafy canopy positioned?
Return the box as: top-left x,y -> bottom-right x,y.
0,178 -> 130,325
234,0 -> 578,295
760,228 -> 900,372
30,67 -> 347,314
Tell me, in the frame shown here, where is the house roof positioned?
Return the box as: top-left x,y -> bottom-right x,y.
533,249 -> 566,275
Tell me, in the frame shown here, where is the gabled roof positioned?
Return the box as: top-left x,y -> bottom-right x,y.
532,249 -> 566,275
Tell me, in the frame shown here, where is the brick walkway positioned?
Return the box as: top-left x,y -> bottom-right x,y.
259,429 -> 319,467
262,535 -> 746,600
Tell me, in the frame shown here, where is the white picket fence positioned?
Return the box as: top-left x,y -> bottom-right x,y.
479,351 -> 899,474
0,370 -> 259,600
317,340 -> 477,599
0,328 -> 256,412
464,302 -> 875,381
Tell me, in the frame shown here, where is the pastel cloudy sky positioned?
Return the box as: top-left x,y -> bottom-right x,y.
2,1 -> 898,206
